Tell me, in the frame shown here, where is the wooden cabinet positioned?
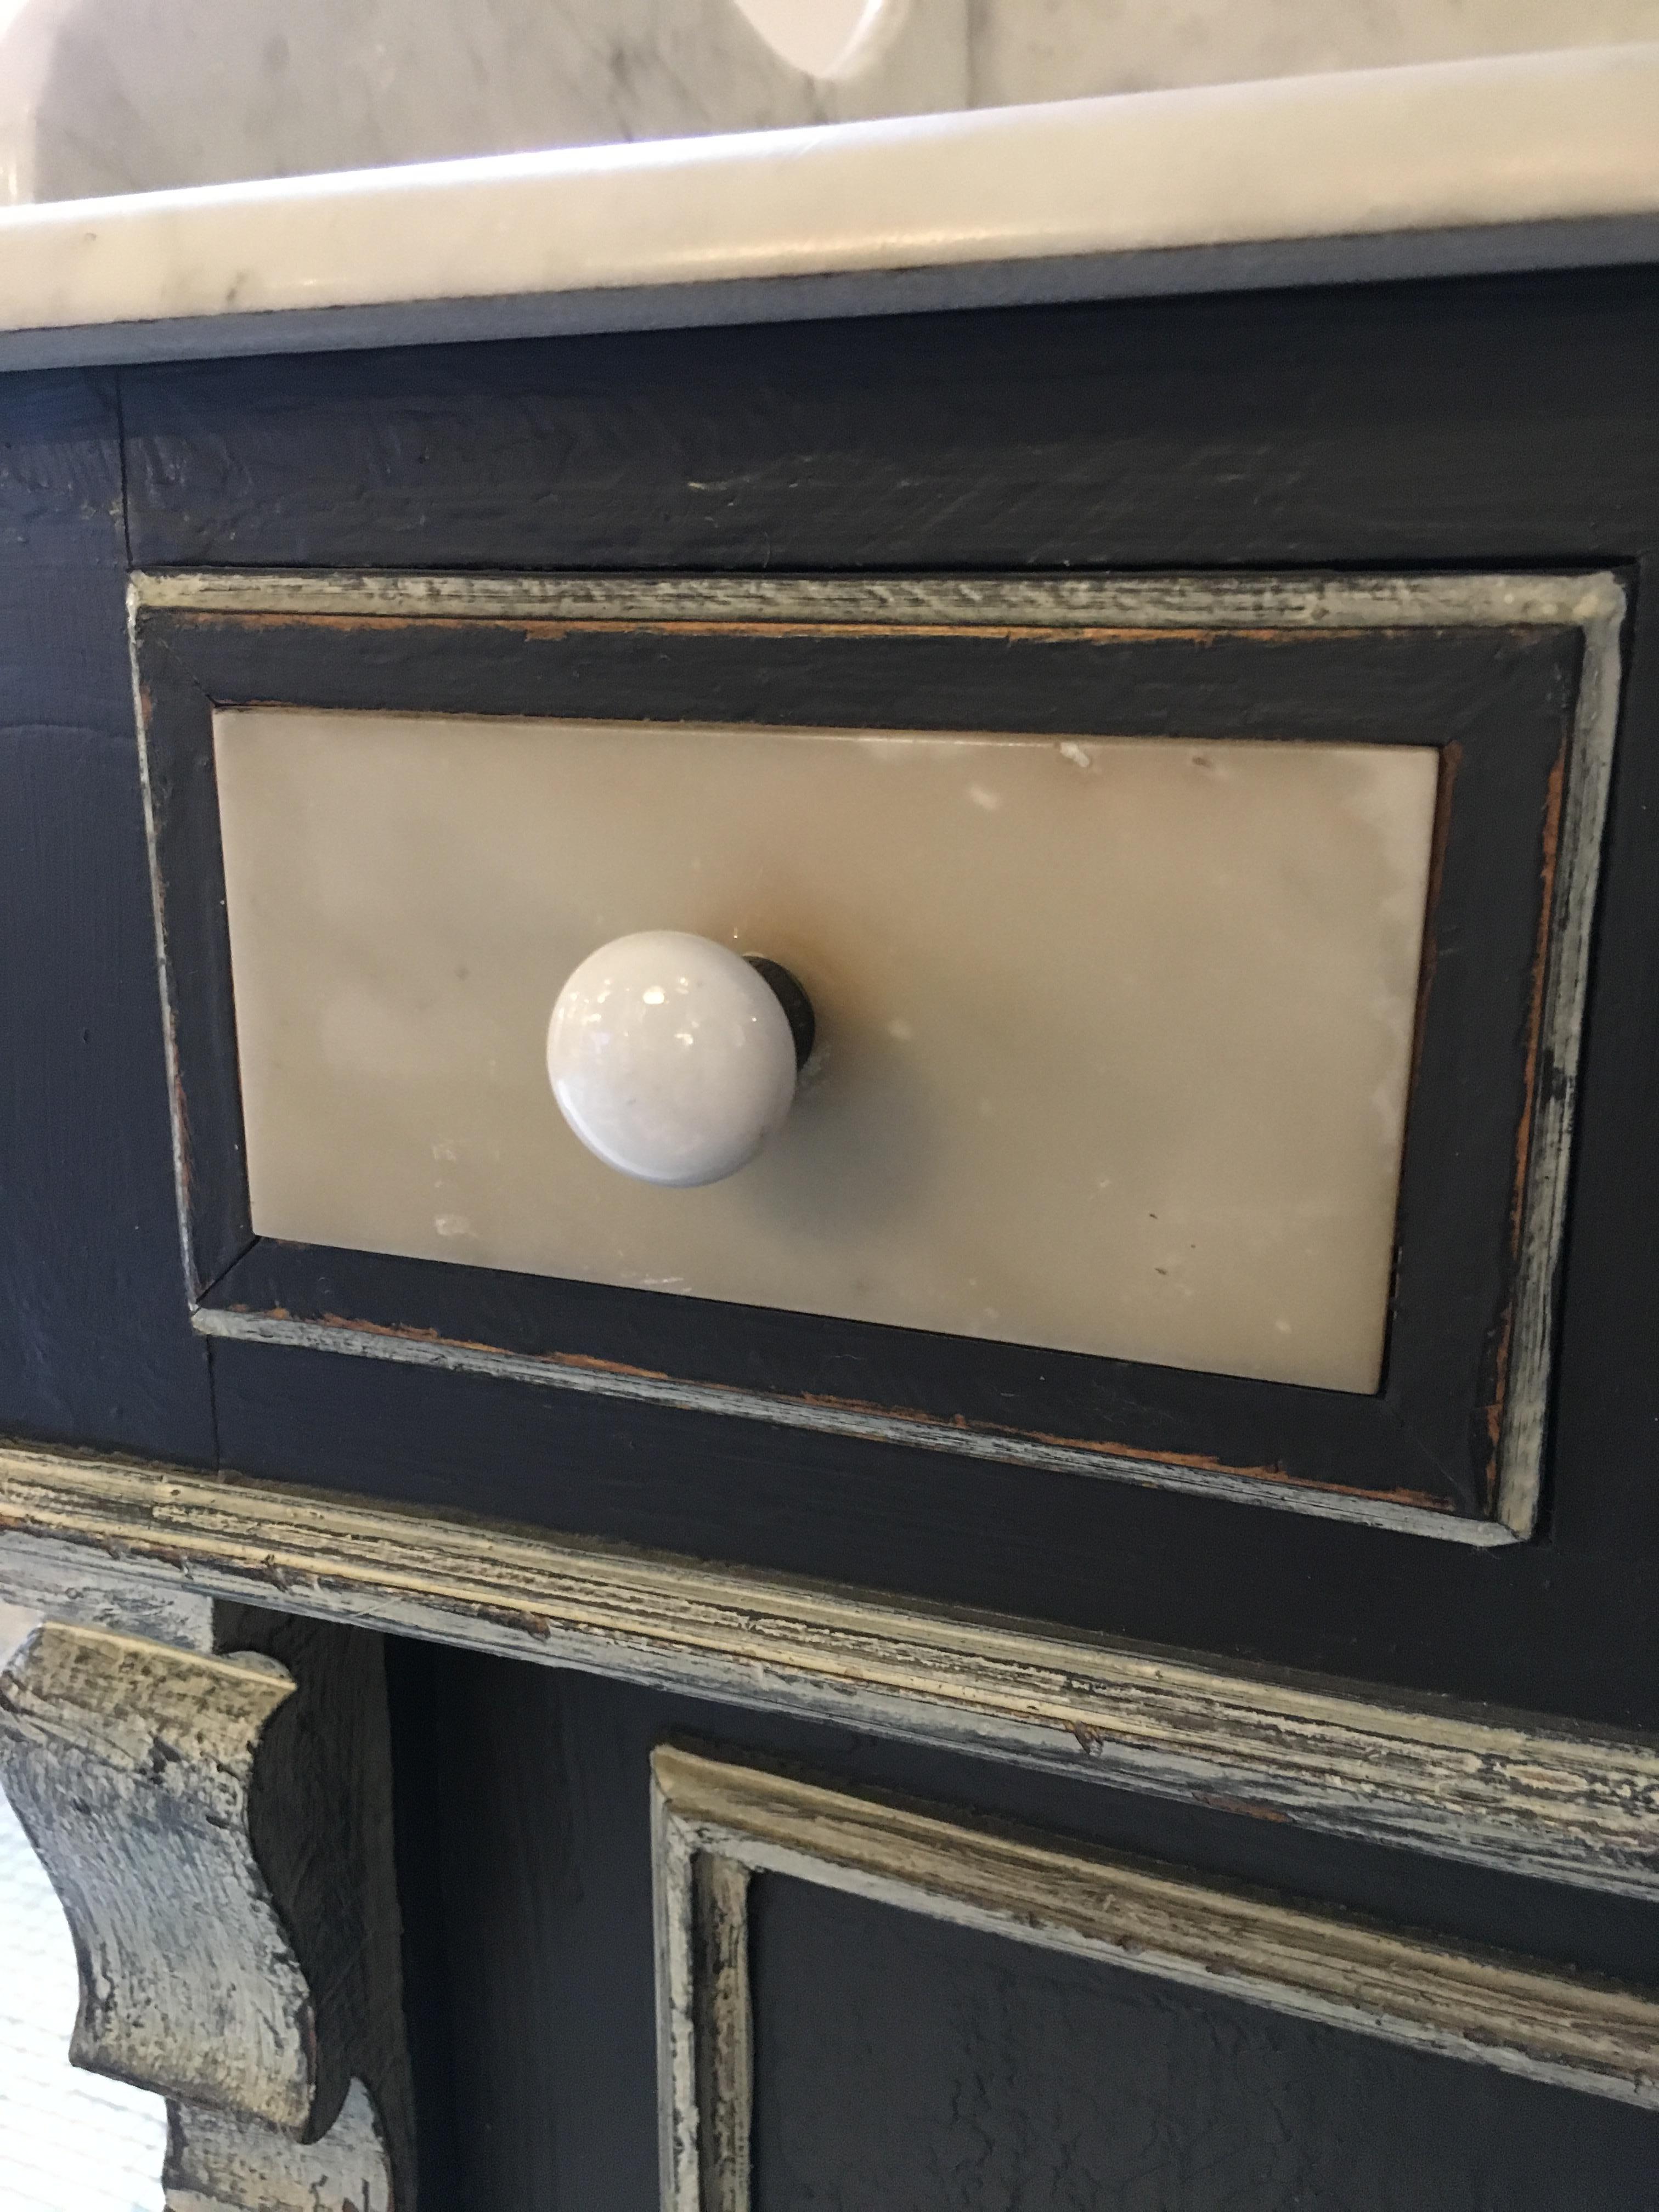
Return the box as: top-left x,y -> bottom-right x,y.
4,264 -> 1659,2208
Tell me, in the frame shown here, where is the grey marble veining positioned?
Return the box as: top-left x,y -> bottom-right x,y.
0,0 -> 967,204
1,40 -> 1655,374
971,0 -> 1659,105
2,0 -> 1655,204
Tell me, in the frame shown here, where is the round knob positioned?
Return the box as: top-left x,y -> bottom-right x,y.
546,932 -> 814,1187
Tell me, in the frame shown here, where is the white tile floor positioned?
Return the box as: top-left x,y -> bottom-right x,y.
0,1781 -> 167,2212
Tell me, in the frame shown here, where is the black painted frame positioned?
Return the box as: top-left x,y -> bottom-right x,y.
133,591 -> 1585,1531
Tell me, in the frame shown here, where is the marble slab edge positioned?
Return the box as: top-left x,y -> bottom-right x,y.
0,43 -> 1656,372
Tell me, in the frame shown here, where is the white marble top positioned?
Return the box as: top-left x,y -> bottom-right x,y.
1,43 -> 1655,372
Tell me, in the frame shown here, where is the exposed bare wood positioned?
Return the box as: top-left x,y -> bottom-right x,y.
694,1853 -> 752,2212
0,1620 -> 315,2129
652,1741 -> 1659,2210
3,1440 -> 1658,1903
653,1763 -> 702,2212
165,2077 -> 394,2212
126,566 -> 1627,641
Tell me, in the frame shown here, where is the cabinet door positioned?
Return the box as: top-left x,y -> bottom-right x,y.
387,1652 -> 1659,2211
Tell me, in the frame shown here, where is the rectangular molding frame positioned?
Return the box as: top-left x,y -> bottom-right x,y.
2,1440 -> 1658,1900
650,1743 -> 1659,2212
128,567 -> 1628,1544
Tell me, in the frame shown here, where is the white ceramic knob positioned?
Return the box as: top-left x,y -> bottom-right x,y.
546,931 -> 811,1187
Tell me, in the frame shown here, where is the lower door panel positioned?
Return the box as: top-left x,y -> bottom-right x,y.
387,1647 -> 1659,2211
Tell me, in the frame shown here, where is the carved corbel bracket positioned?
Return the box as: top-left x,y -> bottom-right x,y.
165,2079 -> 394,2212
0,1601 -> 412,2210
0,1621 -> 315,2123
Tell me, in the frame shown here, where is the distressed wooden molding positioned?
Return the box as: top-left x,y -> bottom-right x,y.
131,566 -> 1624,1544
0,1620 -> 316,2128
165,2078 -> 393,2212
3,1439 -> 1659,1904
0,1545 -> 215,1651
652,1742 -> 1659,2212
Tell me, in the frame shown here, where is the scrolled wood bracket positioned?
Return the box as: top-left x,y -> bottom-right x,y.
0,1601 -> 413,2209
0,1619 -> 315,2123
164,2078 -> 394,2212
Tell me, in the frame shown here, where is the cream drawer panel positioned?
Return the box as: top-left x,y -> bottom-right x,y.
215,708 -> 1437,1395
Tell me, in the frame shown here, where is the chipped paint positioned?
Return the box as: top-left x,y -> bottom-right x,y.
131,567 -> 1628,1545
4,1439 -> 1659,1902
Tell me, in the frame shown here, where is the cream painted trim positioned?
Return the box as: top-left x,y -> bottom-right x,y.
4,47 -> 1659,371
652,1744 -> 1659,2210
187,1308 -> 1503,1546
0,1621 -> 313,2128
131,567 -> 1628,1542
2,1441 -> 1658,1900
0,1606 -> 403,2208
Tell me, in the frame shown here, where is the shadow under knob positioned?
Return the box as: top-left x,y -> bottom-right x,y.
546,930 -> 813,1188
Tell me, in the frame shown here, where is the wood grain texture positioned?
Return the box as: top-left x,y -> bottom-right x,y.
0,1620 -> 315,2128
691,1854 -> 752,2212
2,1440 -> 1657,1900
164,2078 -> 394,2212
0,1571 -> 414,2205
653,1742 -> 1659,2212
0,1536 -> 215,1651
214,1605 -> 417,2198
652,1835 -> 755,2212
115,278 -> 1659,578
0,370 -> 215,1462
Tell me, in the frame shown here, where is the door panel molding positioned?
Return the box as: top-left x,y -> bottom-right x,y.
651,1743 -> 1659,2212
3,1439 -> 1658,1900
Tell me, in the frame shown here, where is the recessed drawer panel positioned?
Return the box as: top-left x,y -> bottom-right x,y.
216,709 -> 1436,1396
133,571 -> 1621,1541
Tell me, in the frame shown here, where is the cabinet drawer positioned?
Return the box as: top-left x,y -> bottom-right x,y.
133,570 -> 1622,1542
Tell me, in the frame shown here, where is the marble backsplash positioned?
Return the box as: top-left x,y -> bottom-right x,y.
1,0 -> 1656,203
